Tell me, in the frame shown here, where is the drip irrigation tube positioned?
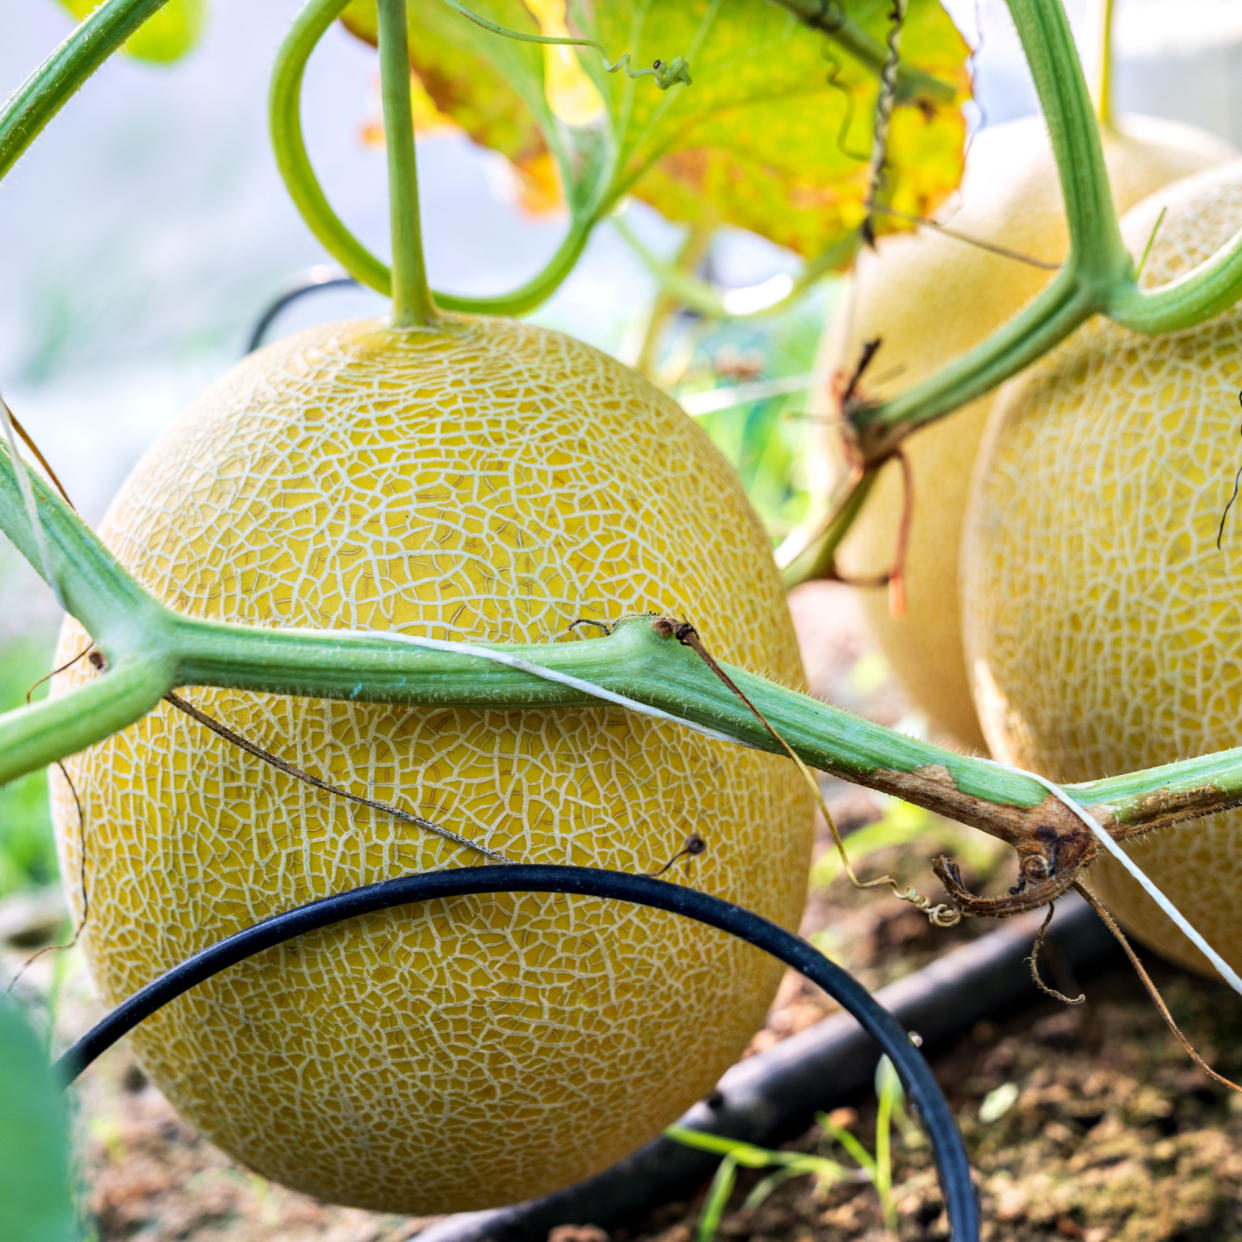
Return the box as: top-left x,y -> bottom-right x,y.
57,864 -> 984,1240
413,893 -> 1117,1242
245,266 -> 359,353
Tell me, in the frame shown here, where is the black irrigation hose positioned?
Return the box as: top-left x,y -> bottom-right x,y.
56,864 -> 980,1241
245,267 -> 359,353
414,893 -> 1117,1242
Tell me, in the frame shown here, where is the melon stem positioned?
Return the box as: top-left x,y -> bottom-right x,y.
267,0 -> 596,315
376,0 -> 438,329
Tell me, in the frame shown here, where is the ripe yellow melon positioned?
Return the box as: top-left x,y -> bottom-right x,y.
818,116 -> 1234,752
51,315 -> 814,1212
961,159 -> 1242,975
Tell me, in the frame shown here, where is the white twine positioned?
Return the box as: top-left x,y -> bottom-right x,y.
334,627 -> 763,751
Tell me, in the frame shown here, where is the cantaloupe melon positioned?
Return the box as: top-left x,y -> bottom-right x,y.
52,314 -> 814,1212
816,116 -> 1234,752
962,160 -> 1242,975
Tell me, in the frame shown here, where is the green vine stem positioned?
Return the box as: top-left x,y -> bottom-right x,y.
836,0 -> 1242,463
780,465 -> 878,583
1105,229 -> 1242,334
851,268 -> 1094,459
0,657 -> 170,790
163,613 -> 1242,847
0,0 -> 172,180
1,440 -> 1241,857
849,0 -> 1130,458
1011,0 -> 1131,285
0,448 -> 162,652
375,0 -> 437,327
269,0 -> 593,318
269,0 -> 394,297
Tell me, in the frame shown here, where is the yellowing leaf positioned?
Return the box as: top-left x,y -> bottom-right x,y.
567,0 -> 969,255
341,0 -> 970,263
510,149 -> 566,214
54,0 -> 206,63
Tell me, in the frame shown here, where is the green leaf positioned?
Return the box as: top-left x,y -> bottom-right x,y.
0,1001 -> 74,1242
54,0 -> 206,64
568,0 -> 970,255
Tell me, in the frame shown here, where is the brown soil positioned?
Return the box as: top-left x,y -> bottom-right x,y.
6,582 -> 1241,1242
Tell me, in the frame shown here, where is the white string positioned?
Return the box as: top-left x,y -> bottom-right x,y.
0,386 -> 65,611
985,756 -> 1242,999
331,627 -> 763,751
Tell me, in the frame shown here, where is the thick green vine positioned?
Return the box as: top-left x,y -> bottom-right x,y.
0,435 -> 1238,860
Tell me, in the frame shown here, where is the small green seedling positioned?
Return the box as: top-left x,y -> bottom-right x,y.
666,1053 -> 913,1240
